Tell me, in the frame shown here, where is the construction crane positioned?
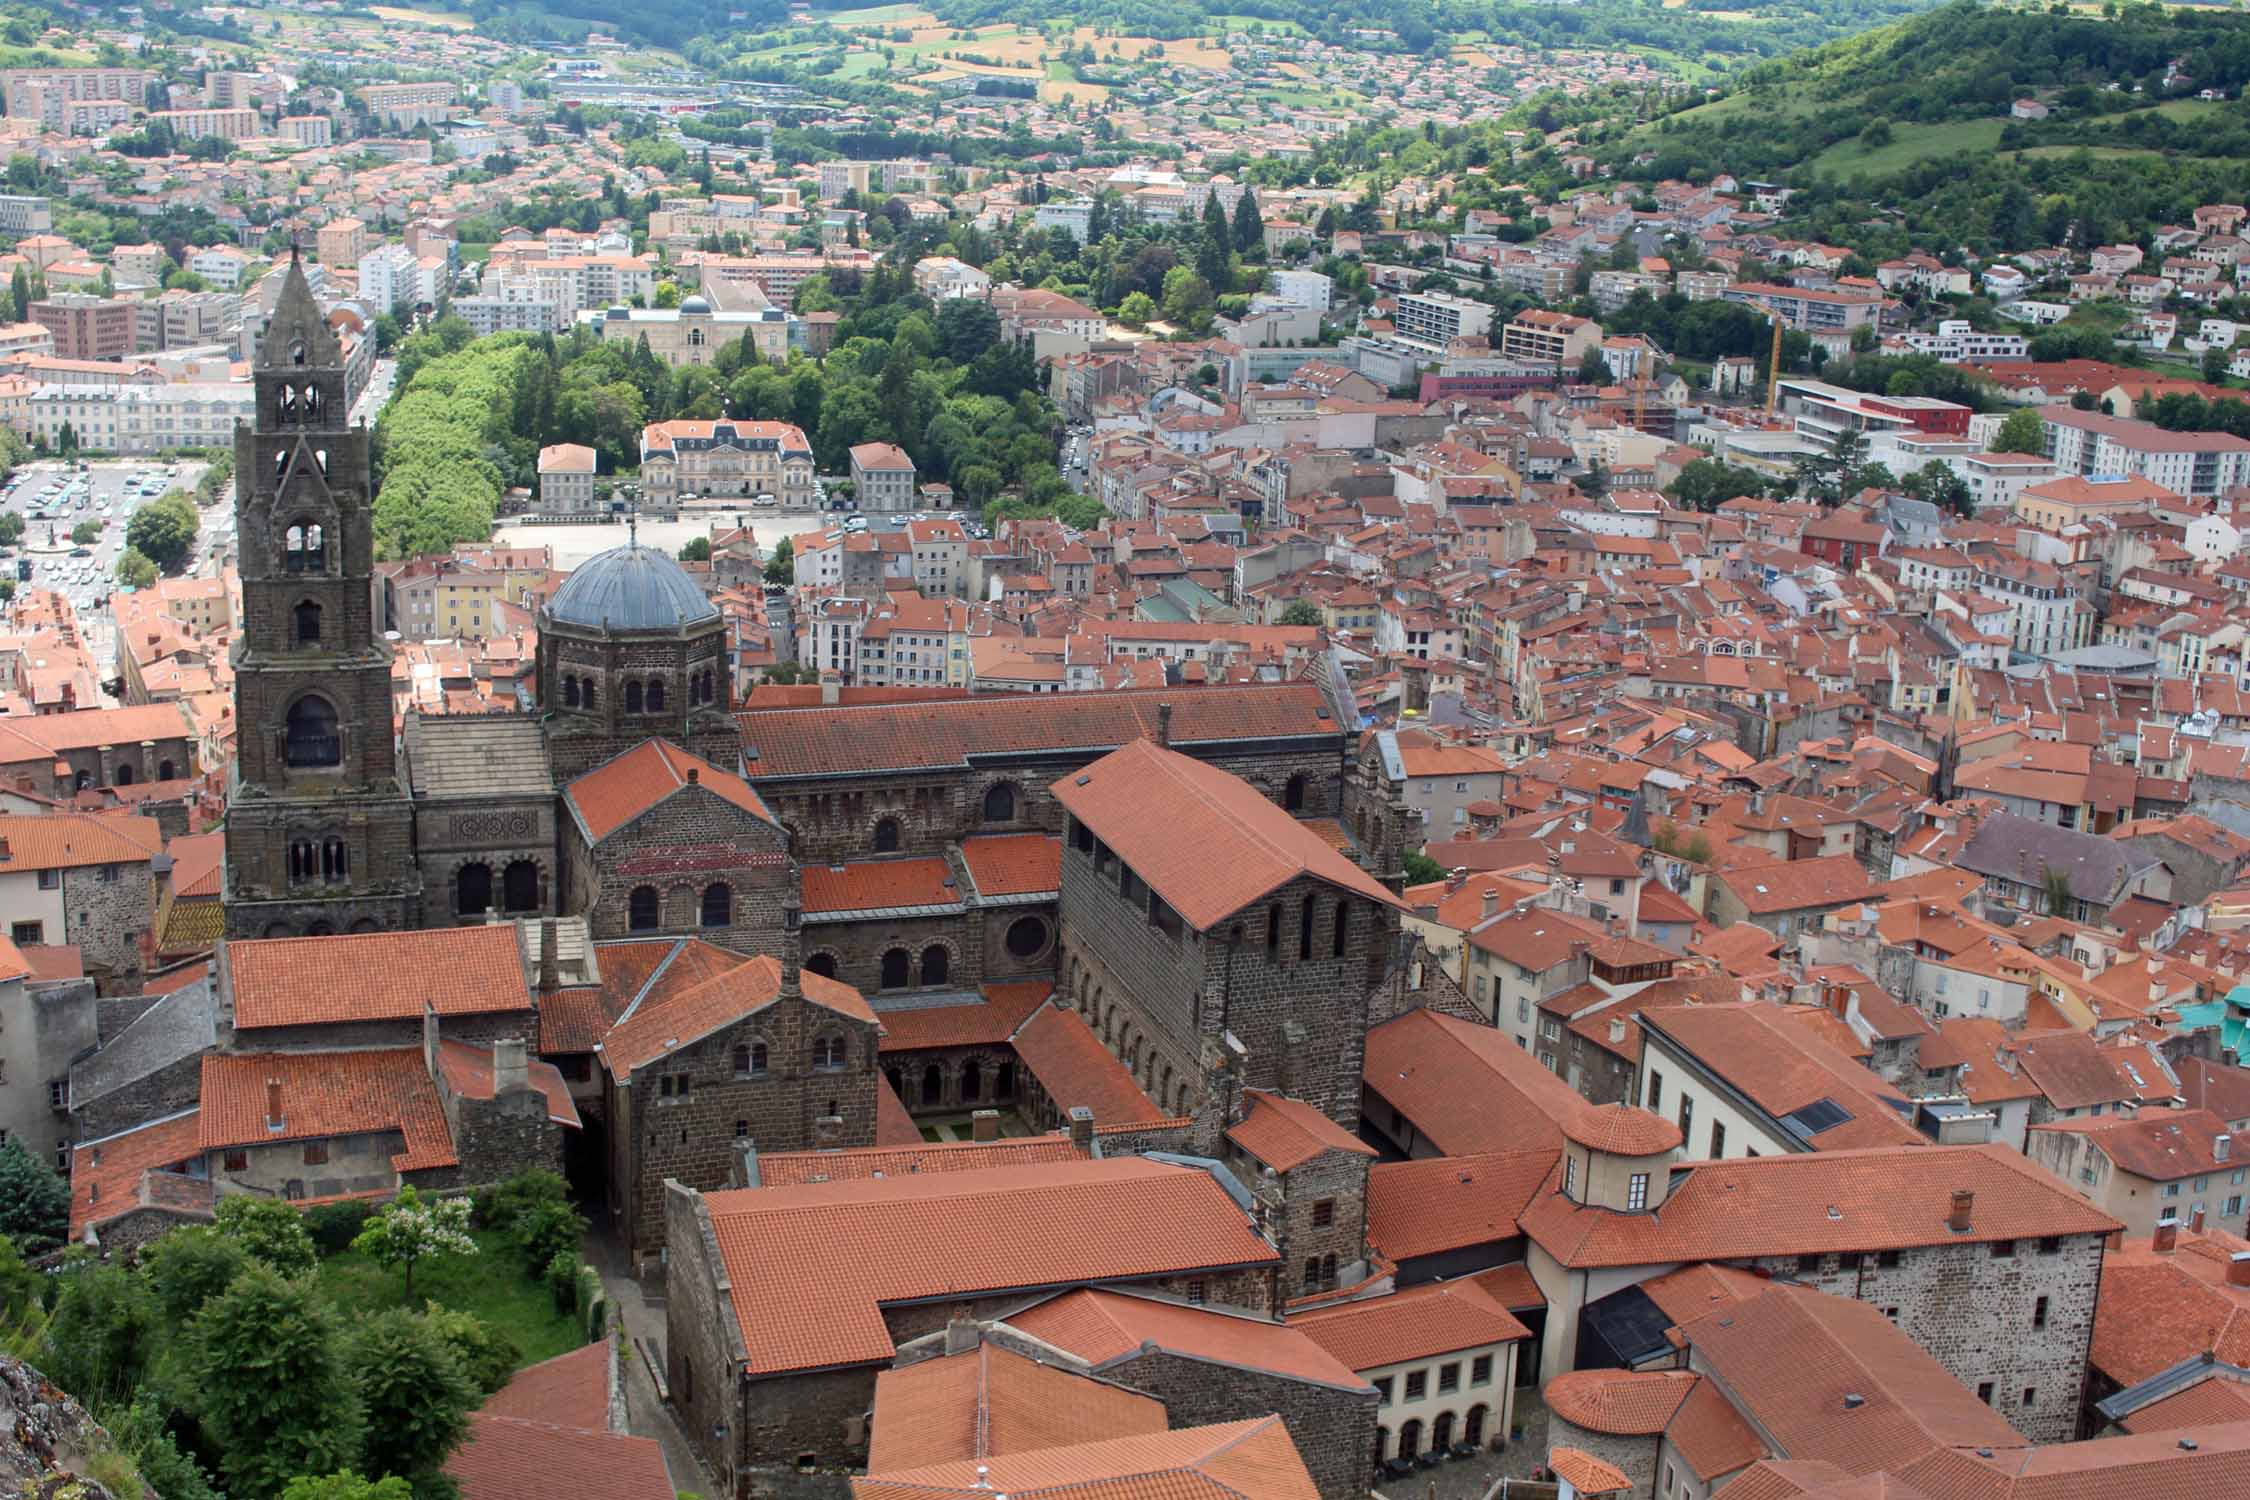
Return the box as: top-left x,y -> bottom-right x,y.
1764,314 -> 1785,417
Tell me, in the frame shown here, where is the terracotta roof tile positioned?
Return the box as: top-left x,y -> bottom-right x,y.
1664,1374 -> 1769,1482
1365,1008 -> 1663,1159
878,982 -> 1052,1052
566,739 -> 772,843
1466,1263 -> 1545,1312
854,1417 -> 1318,1500
478,1342 -> 614,1431
1637,1263 -> 1768,1327
1542,1369 -> 1698,1435
2031,1106 -> 2234,1181
1053,740 -> 1400,932
1225,1089 -> 1376,1173
960,834 -> 1063,897
1366,1151 -> 1557,1263
756,1136 -> 1084,1187
740,684 -> 1339,779
2116,1376 -> 2250,1433
198,1048 -> 456,1171
2091,1230 -> 2250,1385
877,1072 -> 921,1145
1289,1280 -> 1528,1370
804,856 -> 958,914
227,925 -> 530,1031
1640,1002 -> 1924,1150
538,986 -> 612,1054
68,1107 -> 204,1240
450,1415 -> 673,1500
703,1158 -> 1280,1375
0,813 -> 162,872
1008,1000 -> 1168,1128
1719,857 -> 1879,915
1562,1101 -> 1684,1156
600,953 -> 875,1078
866,1342 -> 1167,1473
434,1038 -> 582,1128
1549,1447 -> 1633,1495
1004,1288 -> 1367,1391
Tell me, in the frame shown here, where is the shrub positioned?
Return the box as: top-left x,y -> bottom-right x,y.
422,1305 -> 520,1397
471,1169 -> 568,1231
514,1199 -> 587,1278
578,1268 -> 605,1340
215,1195 -> 317,1277
305,1199 -> 376,1256
544,1251 -> 579,1315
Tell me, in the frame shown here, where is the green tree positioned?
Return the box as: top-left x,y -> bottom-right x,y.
420,1306 -> 519,1398
216,1194 -> 319,1277
0,1136 -> 67,1253
0,511 -> 21,545
0,1234 -> 34,1323
350,1309 -> 477,1499
42,1263 -> 152,1407
934,297 -> 1001,365
1577,347 -> 1614,385
70,520 -> 99,546
2044,866 -> 2076,917
1232,190 -> 1266,254
350,1186 -> 475,1300
280,1475 -> 413,1500
1667,457 -> 1770,513
764,534 -> 793,584
1279,599 -> 1323,627
8,263 -> 24,322
2204,347 -> 2231,386
142,1224 -> 253,1336
1993,407 -> 2047,456
1402,851 -> 1445,885
193,1265 -> 364,1500
1197,191 -> 1231,287
125,491 -> 199,572
116,548 -> 158,590
678,536 -> 712,562
1117,290 -> 1156,327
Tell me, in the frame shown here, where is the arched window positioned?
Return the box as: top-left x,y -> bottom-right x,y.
563,675 -> 580,708
628,885 -> 660,931
1375,1429 -> 1390,1466
294,599 -> 321,643
1321,1252 -> 1337,1286
1431,1412 -> 1453,1452
920,1062 -> 944,1105
733,1043 -> 750,1075
1398,1421 -> 1422,1459
157,759 -> 175,781
995,1061 -> 1015,1100
624,680 -> 644,714
982,782 -> 1017,823
885,1065 -> 904,1100
321,836 -> 347,880
1284,773 -> 1307,812
284,522 -> 307,571
581,676 -> 596,710
647,679 -> 666,713
873,817 -> 901,854
503,860 -> 539,913
961,1058 -> 981,1102
920,945 -> 949,987
807,953 -> 839,979
289,339 -> 306,366
113,763 -> 134,787
701,882 -> 731,927
1463,1407 -> 1487,1448
1303,1258 -> 1321,1293
880,947 -> 911,990
456,862 -> 493,915
288,839 -> 315,882
735,1042 -> 767,1078
284,696 -> 340,767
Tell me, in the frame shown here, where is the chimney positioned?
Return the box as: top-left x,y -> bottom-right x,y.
2230,1252 -> 2250,1289
1446,868 -> 1467,894
2154,1214 -> 2179,1254
1482,889 -> 1501,919
944,1314 -> 981,1356
813,1112 -> 843,1147
1068,1105 -> 1095,1154
971,1109 -> 1000,1142
537,917 -> 560,993
265,1077 -> 284,1132
1948,1189 -> 1974,1234
819,670 -> 841,706
779,895 -> 802,1000
686,767 -> 699,784
1609,1015 -> 1627,1046
1157,700 -> 1174,747
2193,1206 -> 2208,1235
493,1037 -> 530,1097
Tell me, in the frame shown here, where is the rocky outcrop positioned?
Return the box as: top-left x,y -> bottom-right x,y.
0,1354 -> 141,1500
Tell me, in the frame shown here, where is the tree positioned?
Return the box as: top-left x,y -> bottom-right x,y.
0,1234 -> 35,1324
350,1186 -> 475,1299
0,511 -> 20,545
280,1476 -> 413,1500
217,1193 -> 319,1277
1117,290 -> 1156,327
349,1309 -> 477,1499
125,491 -> 198,572
1667,457 -> 1769,513
142,1224 -> 253,1336
934,297 -> 1001,365
1232,190 -> 1265,254
193,1265 -> 364,1500
42,1263 -> 152,1408
69,519 -> 100,545
8,263 -> 24,322
420,1306 -> 519,1398
0,1136 -> 67,1253
678,536 -> 712,562
2204,346 -> 2231,386
1992,407 -> 2047,456
764,534 -> 793,584
1577,347 -> 1614,386
1279,599 -> 1323,627
116,548 -> 158,590
1402,851 -> 1445,885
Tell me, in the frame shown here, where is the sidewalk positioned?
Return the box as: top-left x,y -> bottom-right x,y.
584,1219 -> 710,1494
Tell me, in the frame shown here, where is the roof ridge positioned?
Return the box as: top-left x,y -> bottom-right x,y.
613,938 -> 688,1029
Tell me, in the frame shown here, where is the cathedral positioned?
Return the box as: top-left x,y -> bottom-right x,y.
223,255 -> 773,946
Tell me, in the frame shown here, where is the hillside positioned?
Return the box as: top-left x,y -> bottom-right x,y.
1617,0 -> 2250,183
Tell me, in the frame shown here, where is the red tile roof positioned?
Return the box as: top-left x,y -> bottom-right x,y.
566,739 -> 773,842
600,954 -> 875,1078
803,857 -> 959,914
0,813 -> 162,873
2091,1229 -> 2250,1384
877,982 -> 1052,1052
866,1342 -> 1168,1473
1008,1000 -> 1169,1128
478,1342 -> 614,1432
755,1136 -> 1085,1187
198,1048 -> 456,1171
450,1415 -> 673,1500
740,684 -> 1340,779
1543,1369 -> 1698,1435
701,1158 -> 1279,1375
1366,1008 -> 1669,1159
876,1071 -> 921,1145
1365,1151 -> 1556,1263
960,833 -> 1062,897
1003,1288 -> 1368,1391
1548,1448 -> 1633,1495
854,1416 -> 1319,1500
227,925 -> 530,1031
1562,1101 -> 1684,1156
1054,739 -> 1401,931
2117,1376 -> 2250,1433
1639,1002 -> 1924,1150
1290,1279 -> 1529,1370
1225,1089 -> 1376,1173
1523,1144 -> 2121,1269
2032,1106 -> 2236,1181
434,1039 -> 582,1128
68,1107 -> 205,1240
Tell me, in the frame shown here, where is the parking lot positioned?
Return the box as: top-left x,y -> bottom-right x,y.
2,457 -> 214,665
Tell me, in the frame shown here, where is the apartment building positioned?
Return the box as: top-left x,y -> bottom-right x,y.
2037,405 -> 2250,498
2,67 -> 149,129
1721,280 -> 1883,332
1500,308 -> 1602,365
537,443 -> 599,515
359,79 -> 457,128
1393,290 -> 1496,350
25,382 -> 252,455
30,294 -> 134,362
152,107 -> 261,143
0,194 -> 49,234
278,115 -> 332,147
849,442 -> 917,513
316,218 -> 366,270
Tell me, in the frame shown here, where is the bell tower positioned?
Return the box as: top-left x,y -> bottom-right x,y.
223,250 -> 422,938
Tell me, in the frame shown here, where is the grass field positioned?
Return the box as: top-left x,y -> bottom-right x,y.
1810,117 -> 2007,177
367,4 -> 473,27
811,2 -> 931,21
802,8 -> 1222,101
316,1228 -> 585,1371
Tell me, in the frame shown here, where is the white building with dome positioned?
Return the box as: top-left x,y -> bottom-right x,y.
577,295 -> 793,368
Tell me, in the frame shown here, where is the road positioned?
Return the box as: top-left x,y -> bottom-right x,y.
352,356 -> 398,427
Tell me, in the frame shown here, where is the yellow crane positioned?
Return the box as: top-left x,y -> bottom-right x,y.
1764,315 -> 1784,417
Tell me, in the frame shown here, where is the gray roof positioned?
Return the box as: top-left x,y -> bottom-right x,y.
1955,811 -> 2163,906
68,977 -> 217,1105
405,713 -> 555,799
544,542 -> 719,632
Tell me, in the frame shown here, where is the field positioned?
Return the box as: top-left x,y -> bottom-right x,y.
316,1228 -> 586,1371
1810,117 -> 2006,176
807,8 -> 1232,103
367,4 -> 474,27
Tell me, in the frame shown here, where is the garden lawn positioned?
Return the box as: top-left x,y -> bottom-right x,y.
315,1227 -> 583,1369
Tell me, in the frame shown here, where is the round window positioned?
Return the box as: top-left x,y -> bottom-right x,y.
1005,916 -> 1050,959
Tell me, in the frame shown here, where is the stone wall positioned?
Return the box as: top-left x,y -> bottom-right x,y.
60,863 -> 155,989
71,1048 -> 201,1140
664,1180 -> 751,1497
803,909 -> 981,1002
570,781 -> 793,950
1543,1416 -> 1658,1495
1099,1345 -> 1378,1500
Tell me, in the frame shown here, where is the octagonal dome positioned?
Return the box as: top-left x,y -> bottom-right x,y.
545,542 -> 719,632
